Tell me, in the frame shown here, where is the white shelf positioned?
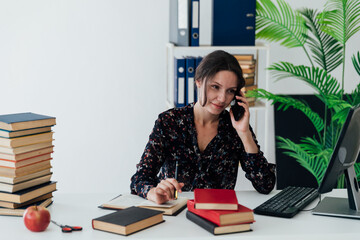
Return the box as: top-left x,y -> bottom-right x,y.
166,42 -> 269,51
166,99 -> 266,110
165,43 -> 274,160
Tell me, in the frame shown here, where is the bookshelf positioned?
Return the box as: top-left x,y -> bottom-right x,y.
165,43 -> 274,167
166,43 -> 270,107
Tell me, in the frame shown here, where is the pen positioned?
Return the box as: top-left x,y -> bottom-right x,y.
174,161 -> 178,200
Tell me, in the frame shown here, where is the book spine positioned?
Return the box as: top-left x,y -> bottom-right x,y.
187,201 -> 220,225
92,219 -> 95,230
186,211 -> 216,235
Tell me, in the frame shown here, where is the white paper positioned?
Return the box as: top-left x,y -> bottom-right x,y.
105,194 -> 186,209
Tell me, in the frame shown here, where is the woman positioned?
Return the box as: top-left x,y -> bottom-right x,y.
130,50 -> 275,204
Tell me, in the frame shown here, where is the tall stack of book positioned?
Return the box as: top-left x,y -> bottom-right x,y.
234,54 -> 257,107
0,112 -> 57,216
186,189 -> 255,235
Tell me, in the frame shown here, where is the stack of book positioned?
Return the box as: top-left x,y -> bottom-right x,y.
234,54 -> 257,107
186,189 -> 254,235
0,112 -> 57,216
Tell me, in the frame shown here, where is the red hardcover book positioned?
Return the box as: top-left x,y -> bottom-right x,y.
194,189 -> 238,210
187,200 -> 254,226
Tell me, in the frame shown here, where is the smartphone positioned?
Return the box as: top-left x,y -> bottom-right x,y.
231,94 -> 245,121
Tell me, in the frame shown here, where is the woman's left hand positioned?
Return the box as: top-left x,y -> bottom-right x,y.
230,90 -> 259,153
229,90 -> 250,134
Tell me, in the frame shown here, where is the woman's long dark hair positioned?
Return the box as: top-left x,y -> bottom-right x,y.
195,50 -> 245,106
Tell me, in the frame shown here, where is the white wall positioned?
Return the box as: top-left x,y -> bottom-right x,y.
1,0 -> 359,194
0,0 -> 169,194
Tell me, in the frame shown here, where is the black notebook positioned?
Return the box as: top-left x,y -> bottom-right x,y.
186,211 -> 252,235
92,206 -> 164,236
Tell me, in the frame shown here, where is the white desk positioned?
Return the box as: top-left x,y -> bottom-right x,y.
1,190 -> 359,240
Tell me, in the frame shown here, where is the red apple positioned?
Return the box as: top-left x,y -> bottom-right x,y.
23,206 -> 51,232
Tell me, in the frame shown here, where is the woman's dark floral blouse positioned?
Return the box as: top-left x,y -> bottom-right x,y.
130,103 -> 276,199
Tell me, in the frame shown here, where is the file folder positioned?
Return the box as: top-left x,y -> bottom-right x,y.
194,56 -> 203,102
190,0 -> 199,46
199,0 -> 213,46
185,57 -> 196,104
212,0 -> 256,46
174,57 -> 186,107
170,0 -> 191,46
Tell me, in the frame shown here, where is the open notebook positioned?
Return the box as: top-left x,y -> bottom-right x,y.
100,193 -> 187,216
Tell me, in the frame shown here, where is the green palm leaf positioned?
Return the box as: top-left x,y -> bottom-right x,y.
277,136 -> 328,185
326,95 -> 352,124
299,136 -> 324,155
347,83 -> 360,105
354,163 -> 360,180
247,89 -> 324,135
352,51 -> 360,76
324,120 -> 341,148
268,62 -> 341,101
299,8 -> 343,72
256,0 -> 307,48
319,0 -> 360,44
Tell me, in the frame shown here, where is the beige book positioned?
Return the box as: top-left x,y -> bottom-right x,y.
244,77 -> 255,86
101,194 -> 188,216
243,73 -> 255,78
0,169 -> 52,184
233,54 -> 254,61
246,97 -> 256,103
242,68 -> 255,74
92,207 -> 164,236
239,63 -> 255,69
0,146 -> 54,161
0,160 -> 52,178
0,192 -> 52,209
0,126 -> 52,138
0,132 -> 53,148
238,59 -> 256,65
0,141 -> 53,155
0,153 -> 52,168
0,181 -> 56,203
242,85 -> 257,92
0,197 -> 53,216
0,112 -> 56,131
0,174 -> 52,193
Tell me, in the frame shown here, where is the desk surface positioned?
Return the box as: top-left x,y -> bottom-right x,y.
1,189 -> 359,240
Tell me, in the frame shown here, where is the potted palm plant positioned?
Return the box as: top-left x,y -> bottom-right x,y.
248,0 -> 360,188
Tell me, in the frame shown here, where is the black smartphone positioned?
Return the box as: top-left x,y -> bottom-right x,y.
231,94 -> 245,121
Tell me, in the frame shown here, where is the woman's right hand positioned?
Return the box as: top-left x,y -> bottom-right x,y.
147,178 -> 184,204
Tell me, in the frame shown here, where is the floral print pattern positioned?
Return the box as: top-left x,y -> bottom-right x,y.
130,103 -> 276,198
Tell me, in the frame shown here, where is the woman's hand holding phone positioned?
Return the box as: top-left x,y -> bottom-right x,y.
231,95 -> 245,121
230,93 -> 250,133
230,90 -> 249,125
230,90 -> 259,153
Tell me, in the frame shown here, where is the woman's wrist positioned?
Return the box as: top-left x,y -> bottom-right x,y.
237,129 -> 258,153
236,128 -> 252,141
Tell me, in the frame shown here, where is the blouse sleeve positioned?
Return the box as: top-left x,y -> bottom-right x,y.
239,128 -> 276,194
130,115 -> 167,199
